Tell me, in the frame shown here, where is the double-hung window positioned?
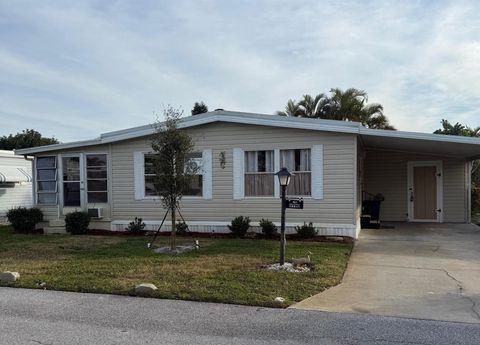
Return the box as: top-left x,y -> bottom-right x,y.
184,152 -> 203,196
244,150 -> 274,196
143,152 -> 203,197
144,154 -> 157,197
86,154 -> 108,203
36,156 -> 57,204
280,149 -> 311,196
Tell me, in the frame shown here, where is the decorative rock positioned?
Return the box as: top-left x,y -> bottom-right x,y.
262,262 -> 311,273
153,245 -> 195,254
135,283 -> 158,295
274,297 -> 285,303
0,271 -> 20,283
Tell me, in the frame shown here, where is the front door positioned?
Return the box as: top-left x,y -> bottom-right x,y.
408,161 -> 442,222
61,154 -> 86,209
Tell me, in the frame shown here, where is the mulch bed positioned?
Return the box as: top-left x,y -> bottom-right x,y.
86,229 -> 353,243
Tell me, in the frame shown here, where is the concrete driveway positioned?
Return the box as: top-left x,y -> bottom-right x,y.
292,223 -> 480,323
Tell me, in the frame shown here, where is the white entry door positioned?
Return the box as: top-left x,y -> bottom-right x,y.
61,154 -> 86,210
407,161 -> 443,222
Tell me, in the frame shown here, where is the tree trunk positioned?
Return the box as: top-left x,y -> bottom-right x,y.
171,205 -> 176,250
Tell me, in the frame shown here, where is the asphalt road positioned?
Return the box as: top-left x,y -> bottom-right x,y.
1,288 -> 479,345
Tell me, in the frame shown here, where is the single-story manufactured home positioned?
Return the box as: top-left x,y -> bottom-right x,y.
0,150 -> 33,220
15,110 -> 480,238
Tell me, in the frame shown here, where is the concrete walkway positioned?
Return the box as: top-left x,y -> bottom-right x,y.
292,223 -> 480,323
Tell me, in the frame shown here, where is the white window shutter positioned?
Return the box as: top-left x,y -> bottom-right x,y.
202,149 -> 213,200
233,148 -> 244,200
311,145 -> 324,200
133,152 -> 144,200
274,148 -> 280,198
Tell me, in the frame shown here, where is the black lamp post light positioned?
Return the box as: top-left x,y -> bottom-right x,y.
275,167 -> 292,265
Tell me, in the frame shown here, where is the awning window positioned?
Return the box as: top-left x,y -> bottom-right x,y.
0,167 -> 32,183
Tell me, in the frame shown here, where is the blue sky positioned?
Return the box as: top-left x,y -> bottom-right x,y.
1,0 -> 479,142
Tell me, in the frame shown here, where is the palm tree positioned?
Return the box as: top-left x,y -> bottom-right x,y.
326,88 -> 367,121
277,88 -> 395,130
276,99 -> 304,117
325,88 -> 395,129
434,119 -> 480,137
359,104 -> 395,130
471,127 -> 480,137
434,119 -> 468,136
434,119 -> 480,217
297,93 -> 329,118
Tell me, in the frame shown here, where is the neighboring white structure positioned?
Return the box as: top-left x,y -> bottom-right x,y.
0,150 -> 33,220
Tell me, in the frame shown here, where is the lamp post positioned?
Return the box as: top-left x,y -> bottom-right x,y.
275,167 -> 292,266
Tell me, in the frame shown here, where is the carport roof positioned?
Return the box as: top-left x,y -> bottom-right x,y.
359,127 -> 480,160
15,110 -> 480,159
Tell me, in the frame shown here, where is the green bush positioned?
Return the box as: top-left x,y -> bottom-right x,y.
228,216 -> 250,237
259,218 -> 277,236
176,221 -> 189,236
6,207 -> 43,233
65,211 -> 90,235
125,217 -> 146,232
295,222 -> 317,239
472,187 -> 480,215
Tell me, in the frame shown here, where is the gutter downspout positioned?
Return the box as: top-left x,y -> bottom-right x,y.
23,154 -> 36,213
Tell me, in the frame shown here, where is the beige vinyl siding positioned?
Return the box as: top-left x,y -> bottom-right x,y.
443,159 -> 468,222
364,150 -> 467,222
355,138 -> 364,230
111,122 -> 356,225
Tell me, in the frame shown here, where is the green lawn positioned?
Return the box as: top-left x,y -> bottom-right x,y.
0,225 -> 352,307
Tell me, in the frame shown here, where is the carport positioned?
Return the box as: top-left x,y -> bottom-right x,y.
357,129 -> 480,225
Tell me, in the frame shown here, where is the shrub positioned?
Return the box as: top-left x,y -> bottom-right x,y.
6,207 -> 43,233
259,218 -> 277,236
176,221 -> 189,236
65,211 -> 90,235
125,217 -> 146,233
295,222 -> 317,239
228,216 -> 250,237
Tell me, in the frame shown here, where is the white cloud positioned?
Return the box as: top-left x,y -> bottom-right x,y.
0,0 -> 479,141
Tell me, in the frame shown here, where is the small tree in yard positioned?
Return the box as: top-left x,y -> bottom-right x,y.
151,107 -> 198,249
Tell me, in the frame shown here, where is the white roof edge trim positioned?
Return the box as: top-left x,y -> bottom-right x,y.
15,138 -> 103,155
360,127 -> 480,145
177,114 -> 360,134
15,111 -> 480,155
15,113 -> 360,154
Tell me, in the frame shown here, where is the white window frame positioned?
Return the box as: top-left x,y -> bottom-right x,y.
59,153 -> 86,210
280,148 -> 312,197
85,153 -> 109,204
234,146 -> 321,200
407,160 -> 443,223
244,149 -> 275,198
35,155 -> 58,205
140,152 -> 205,200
